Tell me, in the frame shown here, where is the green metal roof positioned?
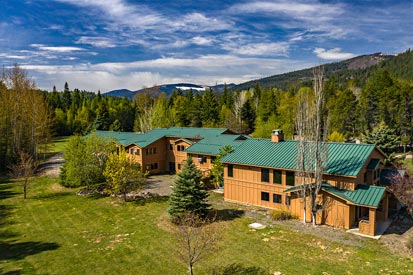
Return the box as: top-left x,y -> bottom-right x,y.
93,127 -> 230,148
284,183 -> 386,208
91,131 -> 144,146
185,134 -> 248,155
221,139 -> 376,177
322,184 -> 386,208
366,158 -> 380,170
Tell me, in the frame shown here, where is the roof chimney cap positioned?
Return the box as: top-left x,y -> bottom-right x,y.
271,129 -> 284,142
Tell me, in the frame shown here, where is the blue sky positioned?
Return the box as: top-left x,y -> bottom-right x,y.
1,0 -> 412,92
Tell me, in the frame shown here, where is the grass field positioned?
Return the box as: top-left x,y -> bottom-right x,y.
1,175 -> 413,275
37,136 -> 70,161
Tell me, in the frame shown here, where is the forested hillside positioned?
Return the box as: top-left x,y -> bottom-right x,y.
42,49 -> 413,146
1,51 -> 412,169
233,50 -> 413,92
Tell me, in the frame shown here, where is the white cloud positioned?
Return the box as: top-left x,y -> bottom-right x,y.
314,48 -> 355,60
76,36 -> 117,48
21,54 -> 314,91
0,53 -> 27,59
230,0 -> 344,22
30,44 -> 85,52
226,42 -> 290,56
191,36 -> 214,46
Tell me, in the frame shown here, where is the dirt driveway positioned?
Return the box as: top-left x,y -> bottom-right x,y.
142,174 -> 176,196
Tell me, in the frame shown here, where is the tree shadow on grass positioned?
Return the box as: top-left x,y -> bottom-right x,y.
0,205 -> 15,226
212,209 -> 245,222
0,269 -> 22,275
0,241 -> 59,261
0,182 -> 19,200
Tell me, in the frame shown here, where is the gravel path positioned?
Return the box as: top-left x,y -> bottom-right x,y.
36,153 -> 64,177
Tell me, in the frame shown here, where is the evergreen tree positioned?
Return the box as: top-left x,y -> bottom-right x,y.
168,157 -> 210,219
240,99 -> 256,134
362,121 -> 400,155
201,88 -> 219,127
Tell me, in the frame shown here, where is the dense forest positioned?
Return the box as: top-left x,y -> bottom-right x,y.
1,50 -> 412,169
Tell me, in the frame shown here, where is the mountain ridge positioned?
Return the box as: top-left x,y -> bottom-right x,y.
104,50 -> 412,98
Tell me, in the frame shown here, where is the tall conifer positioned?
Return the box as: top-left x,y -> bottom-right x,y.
168,157 -> 210,219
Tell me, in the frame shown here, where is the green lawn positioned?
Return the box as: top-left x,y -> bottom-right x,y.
37,136 -> 70,160
1,176 -> 413,275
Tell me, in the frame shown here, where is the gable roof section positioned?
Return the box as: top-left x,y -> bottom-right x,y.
221,139 -> 376,177
322,184 -> 386,208
284,183 -> 386,208
185,134 -> 249,155
93,127 -> 230,148
92,130 -> 145,147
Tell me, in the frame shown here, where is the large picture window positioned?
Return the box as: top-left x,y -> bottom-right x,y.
261,168 -> 269,182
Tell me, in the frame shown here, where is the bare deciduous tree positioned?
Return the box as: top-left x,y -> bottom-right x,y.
295,66 -> 329,225
9,151 -> 37,199
174,212 -> 221,275
387,168 -> 413,217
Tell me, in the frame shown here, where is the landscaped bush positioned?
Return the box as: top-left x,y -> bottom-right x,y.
269,210 -> 294,221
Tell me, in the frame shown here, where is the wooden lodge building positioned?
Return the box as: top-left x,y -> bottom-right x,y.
94,127 -> 248,175
95,127 -> 394,236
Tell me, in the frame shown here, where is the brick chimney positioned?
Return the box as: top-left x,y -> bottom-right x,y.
271,129 -> 284,142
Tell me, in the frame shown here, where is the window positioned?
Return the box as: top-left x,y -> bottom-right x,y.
285,196 -> 290,206
146,149 -> 149,155
134,149 -> 140,155
273,170 -> 282,184
286,171 -> 295,186
150,163 -> 158,170
177,145 -> 185,151
227,164 -> 233,177
261,168 -> 269,182
153,147 -> 157,154
169,144 -> 173,150
261,192 -> 270,201
198,156 -> 206,163
178,164 -> 182,170
273,194 -> 282,204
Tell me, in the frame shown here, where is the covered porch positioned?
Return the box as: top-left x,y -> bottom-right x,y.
284,183 -> 389,237
322,183 -> 389,237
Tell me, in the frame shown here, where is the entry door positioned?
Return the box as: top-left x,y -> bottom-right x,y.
355,206 -> 361,226
169,162 -> 176,174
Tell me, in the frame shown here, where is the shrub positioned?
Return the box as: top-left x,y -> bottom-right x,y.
270,210 -> 293,221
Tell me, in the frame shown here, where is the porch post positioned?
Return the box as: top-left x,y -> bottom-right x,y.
369,208 -> 376,236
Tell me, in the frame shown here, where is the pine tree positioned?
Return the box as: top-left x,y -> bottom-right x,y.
168,157 -> 210,219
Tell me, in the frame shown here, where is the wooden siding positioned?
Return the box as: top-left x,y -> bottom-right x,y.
223,160 -> 387,234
